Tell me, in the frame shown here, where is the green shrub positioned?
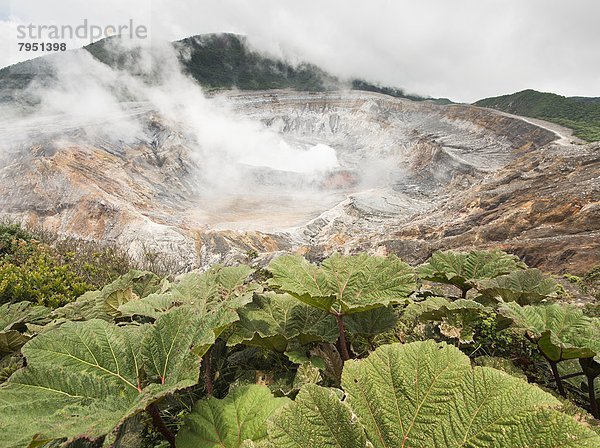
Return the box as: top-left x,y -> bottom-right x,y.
582,266 -> 600,301
0,223 -> 35,258
50,238 -> 133,286
471,310 -> 530,358
0,224 -> 134,308
0,248 -> 93,308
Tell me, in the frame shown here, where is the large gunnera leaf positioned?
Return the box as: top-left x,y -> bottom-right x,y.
571,318 -> 600,363
0,301 -> 50,330
0,307 -> 212,447
118,265 -> 257,320
401,296 -> 450,324
268,341 -> 600,447
0,301 -> 50,354
476,268 -> 559,305
228,292 -> 338,352
472,356 -> 528,380
52,270 -> 164,321
344,305 -> 398,338
419,250 -> 525,297
119,266 -> 258,356
267,254 -> 416,314
177,385 -> 289,448
268,384 -> 367,448
499,302 -> 597,361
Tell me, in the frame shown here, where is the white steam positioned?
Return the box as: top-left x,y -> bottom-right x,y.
0,38 -> 339,191
239,142 -> 338,173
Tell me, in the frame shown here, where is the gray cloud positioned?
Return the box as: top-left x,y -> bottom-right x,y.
2,0 -> 600,102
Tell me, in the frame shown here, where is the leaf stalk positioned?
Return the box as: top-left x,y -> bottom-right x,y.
547,359 -> 566,397
204,346 -> 214,396
147,403 -> 176,448
335,312 -> 350,361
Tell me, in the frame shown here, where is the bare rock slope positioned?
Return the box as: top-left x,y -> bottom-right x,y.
1,90 -> 597,273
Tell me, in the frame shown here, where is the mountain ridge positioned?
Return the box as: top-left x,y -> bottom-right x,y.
4,32 -> 600,131
0,33 -> 449,104
102,33 -> 453,104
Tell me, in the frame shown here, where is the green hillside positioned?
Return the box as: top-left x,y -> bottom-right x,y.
0,33 -> 446,103
84,33 -> 339,92
351,79 -> 453,104
475,89 -> 600,142
175,33 -> 339,91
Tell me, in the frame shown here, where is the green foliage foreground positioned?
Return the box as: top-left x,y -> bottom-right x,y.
177,341 -> 598,448
0,250 -> 599,447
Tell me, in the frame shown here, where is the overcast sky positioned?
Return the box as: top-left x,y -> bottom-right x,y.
1,0 -> 599,102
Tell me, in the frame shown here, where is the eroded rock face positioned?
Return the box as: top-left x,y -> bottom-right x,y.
1,90 -> 596,273
332,143 -> 600,274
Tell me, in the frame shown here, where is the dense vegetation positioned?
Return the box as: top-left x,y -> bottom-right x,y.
87,33 -> 448,101
0,227 -> 599,447
0,223 -> 179,308
1,224 -> 102,307
475,89 -> 600,142
351,79 -> 453,104
174,34 -> 338,92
